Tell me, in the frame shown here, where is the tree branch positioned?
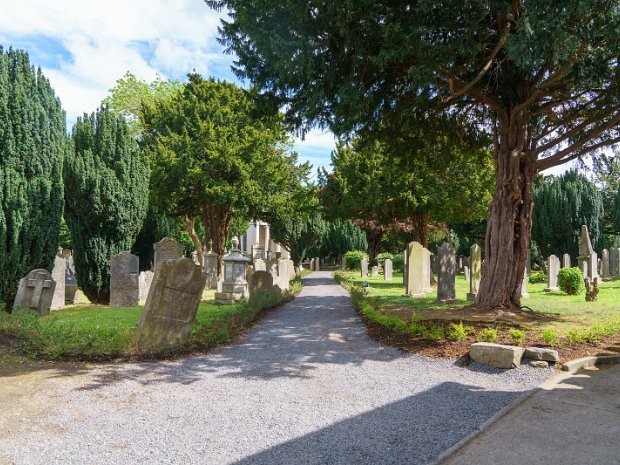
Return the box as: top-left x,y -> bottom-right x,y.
537,135 -> 620,171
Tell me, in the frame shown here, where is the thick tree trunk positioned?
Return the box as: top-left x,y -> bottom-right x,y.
183,215 -> 204,267
476,115 -> 537,308
366,228 -> 383,265
411,212 -> 429,248
202,204 -> 232,276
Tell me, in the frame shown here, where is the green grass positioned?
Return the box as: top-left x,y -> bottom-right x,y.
335,270 -> 620,347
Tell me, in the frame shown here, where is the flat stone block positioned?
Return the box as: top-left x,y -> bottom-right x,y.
470,343 -> 525,369
524,347 -> 560,362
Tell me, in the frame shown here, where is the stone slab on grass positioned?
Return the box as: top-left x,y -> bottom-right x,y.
470,343 -> 525,369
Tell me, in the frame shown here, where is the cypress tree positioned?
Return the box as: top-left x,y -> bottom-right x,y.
64,107 -> 149,304
0,47 -> 67,304
532,171 -> 603,260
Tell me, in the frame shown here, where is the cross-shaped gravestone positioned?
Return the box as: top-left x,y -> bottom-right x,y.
27,272 -> 54,309
13,269 -> 56,317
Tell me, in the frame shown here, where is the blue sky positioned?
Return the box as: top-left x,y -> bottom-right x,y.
0,0 -> 336,174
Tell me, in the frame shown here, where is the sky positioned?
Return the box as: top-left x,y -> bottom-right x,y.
0,0 -> 337,174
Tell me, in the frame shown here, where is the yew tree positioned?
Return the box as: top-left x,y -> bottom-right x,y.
208,0 -> 620,307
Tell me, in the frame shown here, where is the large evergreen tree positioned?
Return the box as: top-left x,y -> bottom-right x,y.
65,107 -> 149,304
208,0 -> 620,308
532,171 -> 604,260
0,48 -> 67,304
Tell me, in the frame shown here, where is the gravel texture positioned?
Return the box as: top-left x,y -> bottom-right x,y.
1,272 -> 553,465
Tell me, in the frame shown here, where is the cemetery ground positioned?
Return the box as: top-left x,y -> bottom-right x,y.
0,275 -> 303,367
335,271 -> 620,363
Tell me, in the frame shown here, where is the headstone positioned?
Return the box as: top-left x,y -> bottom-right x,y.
610,248 -> 620,277
384,259 -> 393,281
249,270 -> 274,297
371,266 -> 379,277
139,271 -> 154,301
563,253 -> 571,268
361,259 -> 368,278
203,249 -> 219,288
464,265 -> 470,281
405,241 -> 426,296
402,250 -> 408,285
544,255 -> 560,292
13,269 -> 56,317
109,251 -> 140,307
51,249 -> 65,310
601,249 -> 610,280
135,258 -> 206,349
436,242 -> 456,303
467,244 -> 481,301
153,237 -> 184,270
423,248 -> 433,291
191,250 -> 201,266
314,257 -> 320,272
274,259 -> 291,293
251,244 -> 264,262
577,225 -> 598,279
215,237 -> 251,304
458,257 -> 463,271
254,258 -> 267,271
521,266 -> 529,298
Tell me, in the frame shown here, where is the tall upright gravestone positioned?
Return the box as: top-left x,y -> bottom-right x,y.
545,255 -> 561,292
384,258 -> 393,281
601,249 -> 610,280
51,248 -> 66,310
360,259 -> 368,278
153,237 -> 184,270
467,244 -> 481,301
422,248 -> 433,292
577,225 -> 598,279
610,248 -> 620,277
436,242 -> 456,303
135,258 -> 206,349
13,269 -> 56,317
563,253 -> 571,268
139,271 -> 154,302
110,252 -> 140,307
405,241 -> 425,296
203,248 -> 219,288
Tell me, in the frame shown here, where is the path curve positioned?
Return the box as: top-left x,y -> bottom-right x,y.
0,272 -> 551,465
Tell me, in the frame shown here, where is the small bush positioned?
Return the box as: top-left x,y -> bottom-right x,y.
447,321 -> 474,341
565,328 -> 586,345
391,253 -> 404,272
509,328 -> 526,345
425,325 -> 445,341
477,327 -> 498,343
528,271 -> 547,284
541,329 -> 560,346
375,252 -> 394,266
344,250 -> 368,271
557,267 -> 584,295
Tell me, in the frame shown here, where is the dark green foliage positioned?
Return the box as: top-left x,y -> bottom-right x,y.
270,212 -> 327,267
528,271 -> 547,284
532,171 -> 604,259
343,250 -> 367,271
65,107 -> 149,304
320,219 -> 368,260
558,268 -> 584,295
0,48 -> 67,303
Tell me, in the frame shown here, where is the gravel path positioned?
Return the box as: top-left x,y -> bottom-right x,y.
1,272 -> 552,465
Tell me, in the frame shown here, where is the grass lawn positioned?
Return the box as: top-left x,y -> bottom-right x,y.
336,270 -> 620,351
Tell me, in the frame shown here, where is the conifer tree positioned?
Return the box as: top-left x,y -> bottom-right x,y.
64,107 -> 149,304
0,48 -> 67,304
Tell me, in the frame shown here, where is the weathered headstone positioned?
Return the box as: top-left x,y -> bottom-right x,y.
314,257 -> 320,272
544,255 -> 560,292
139,271 -> 154,301
273,259 -> 291,293
341,256 -> 347,271
464,265 -> 470,281
110,251 -> 140,307
405,241 -> 426,296
577,225 -> 598,279
384,259 -> 393,281
371,265 -> 379,277
521,267 -> 529,297
467,244 -> 481,301
563,253 -> 571,268
215,238 -> 251,304
135,258 -> 206,349
203,249 -> 218,288
423,248 -> 433,291
402,250 -> 408,285
361,259 -> 368,278
51,249 -> 66,310
153,237 -> 184,270
13,269 -> 56,317
249,270 -> 274,297
254,258 -> 267,272
610,248 -> 620,277
251,244 -> 264,262
601,249 -> 610,280
436,242 -> 456,303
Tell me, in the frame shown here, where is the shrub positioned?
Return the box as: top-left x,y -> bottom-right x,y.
528,271 -> 547,284
375,253 -> 394,266
509,328 -> 526,345
557,267 -> 584,295
391,253 -> 404,272
447,321 -> 474,341
541,329 -> 560,346
476,327 -> 498,343
344,250 -> 368,270
425,325 -> 445,341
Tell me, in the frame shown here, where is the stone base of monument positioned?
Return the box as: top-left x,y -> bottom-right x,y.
436,298 -> 457,304
466,292 -> 477,301
215,283 -> 249,304
544,286 -> 560,292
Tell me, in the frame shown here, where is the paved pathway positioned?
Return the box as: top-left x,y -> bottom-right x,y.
0,272 -> 551,465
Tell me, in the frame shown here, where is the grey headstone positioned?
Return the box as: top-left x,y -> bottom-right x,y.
384,259 -> 393,281
203,250 -> 219,288
562,253 -> 571,268
405,242 -> 425,296
467,244 -> 481,301
51,250 -> 66,310
139,271 -> 154,301
135,257 -> 206,349
423,248 -> 433,292
254,258 -> 267,271
153,237 -> 184,270
610,248 -> 620,277
110,252 -> 140,307
361,259 -> 368,278
464,265 -> 470,281
13,269 -> 56,317
577,225 -> 597,279
601,249 -> 610,279
371,265 -> 379,277
545,255 -> 561,292
521,266 -> 529,298
249,270 -> 274,297
436,242 -> 456,303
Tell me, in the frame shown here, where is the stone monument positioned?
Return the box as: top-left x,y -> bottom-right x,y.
153,237 -> 184,270
405,241 -> 425,297
361,259 -> 368,278
215,237 -> 251,304
384,259 -> 393,281
51,248 -> 65,310
371,265 -> 379,277
110,251 -> 140,307
249,270 -> 273,297
563,253 -> 571,268
203,242 -> 219,288
436,242 -> 456,303
545,255 -> 560,292
601,249 -> 610,280
577,225 -> 597,279
467,244 -> 481,301
13,269 -> 56,317
139,270 -> 154,302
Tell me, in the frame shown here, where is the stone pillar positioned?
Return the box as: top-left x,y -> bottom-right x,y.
467,244 -> 481,301
384,259 -> 393,281
521,266 -> 529,298
436,242 -> 456,303
545,255 -> 560,292
51,248 -> 66,310
464,265 -> 470,281
360,259 -> 368,277
110,251 -> 140,307
601,249 -> 610,280
405,241 -> 425,296
563,253 -> 571,268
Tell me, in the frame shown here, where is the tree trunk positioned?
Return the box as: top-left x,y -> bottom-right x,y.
366,228 -> 383,265
476,115 -> 537,308
183,215 -> 204,267
410,213 -> 429,248
202,204 -> 232,276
